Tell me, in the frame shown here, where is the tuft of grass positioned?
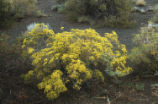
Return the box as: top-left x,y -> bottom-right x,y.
136,0 -> 146,6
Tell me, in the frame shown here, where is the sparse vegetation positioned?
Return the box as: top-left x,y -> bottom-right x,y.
61,0 -> 135,28
153,4 -> 158,23
11,0 -> 41,18
0,0 -> 40,28
129,27 -> 158,75
0,0 -> 13,27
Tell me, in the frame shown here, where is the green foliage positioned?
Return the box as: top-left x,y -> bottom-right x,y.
153,14 -> 158,23
56,0 -> 65,4
153,4 -> 158,23
129,27 -> 158,75
62,0 -> 135,28
10,0 -> 41,18
22,23 -> 132,100
0,0 -> 13,27
151,83 -> 158,87
135,83 -> 144,91
0,0 -> 40,28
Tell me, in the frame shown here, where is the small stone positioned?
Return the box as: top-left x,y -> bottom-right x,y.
132,6 -> 147,13
148,6 -> 154,11
152,23 -> 158,30
140,8 -> 146,13
51,4 -> 62,11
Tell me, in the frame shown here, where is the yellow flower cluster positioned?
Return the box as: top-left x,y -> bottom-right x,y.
93,69 -> 104,81
22,23 -> 54,54
38,70 -> 67,99
105,32 -> 132,76
22,23 -> 132,99
27,47 -> 34,54
66,59 -> 92,90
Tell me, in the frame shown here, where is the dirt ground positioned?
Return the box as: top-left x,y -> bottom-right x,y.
1,67 -> 158,104
1,0 -> 158,104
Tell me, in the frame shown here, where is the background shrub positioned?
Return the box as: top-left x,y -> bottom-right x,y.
11,0 -> 41,18
22,23 -> 132,100
0,0 -> 40,28
56,0 -> 65,4
153,4 -> 158,23
62,0 -> 135,28
0,34 -> 29,75
129,27 -> 158,75
0,0 -> 13,27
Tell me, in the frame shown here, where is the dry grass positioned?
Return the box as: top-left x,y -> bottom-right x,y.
136,0 -> 146,6
7,0 -> 41,18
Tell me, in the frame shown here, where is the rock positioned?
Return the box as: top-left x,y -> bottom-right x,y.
51,4 -> 65,13
132,6 -> 154,14
132,6 -> 146,13
139,8 -> 146,13
148,6 -> 154,12
152,23 -> 158,30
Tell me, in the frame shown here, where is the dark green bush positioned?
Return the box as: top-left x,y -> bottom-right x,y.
153,4 -> 158,23
62,0 -> 135,28
56,0 -> 65,4
0,0 -> 14,27
11,0 -> 41,18
0,0 -> 40,28
129,27 -> 158,75
0,34 -> 29,73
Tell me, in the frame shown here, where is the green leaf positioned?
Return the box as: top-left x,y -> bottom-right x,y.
136,83 -> 144,91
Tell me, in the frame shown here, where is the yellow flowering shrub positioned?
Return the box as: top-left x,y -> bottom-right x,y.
22,23 -> 132,99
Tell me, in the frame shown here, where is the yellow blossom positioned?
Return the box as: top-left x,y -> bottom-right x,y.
60,26 -> 64,30
27,47 -> 34,54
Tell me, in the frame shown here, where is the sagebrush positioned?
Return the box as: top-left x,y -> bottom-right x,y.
0,0 -> 13,27
129,27 -> 158,75
61,0 -> 135,28
0,0 -> 40,27
11,0 -> 41,18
